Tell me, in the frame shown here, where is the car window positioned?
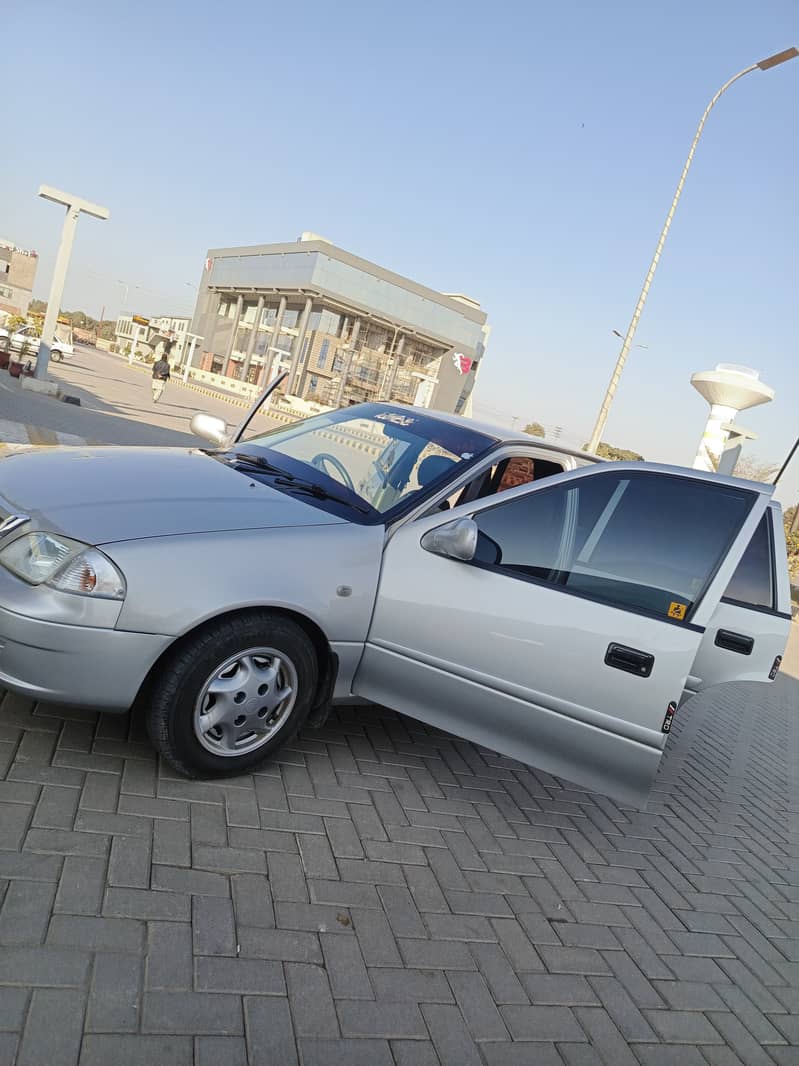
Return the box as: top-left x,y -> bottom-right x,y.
496,457 -> 536,492
471,471 -> 755,621
723,513 -> 774,609
429,454 -> 566,515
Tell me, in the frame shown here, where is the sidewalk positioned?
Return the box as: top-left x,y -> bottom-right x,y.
104,350 -> 306,426
101,349 -> 254,411
0,416 -> 88,451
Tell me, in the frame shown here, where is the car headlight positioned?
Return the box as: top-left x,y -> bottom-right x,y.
0,532 -> 126,599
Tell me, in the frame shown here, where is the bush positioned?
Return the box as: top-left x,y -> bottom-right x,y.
785,507 -> 799,577
524,422 -> 545,437
586,442 -> 645,461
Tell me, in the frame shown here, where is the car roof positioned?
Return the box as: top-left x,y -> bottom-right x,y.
367,402 -> 600,465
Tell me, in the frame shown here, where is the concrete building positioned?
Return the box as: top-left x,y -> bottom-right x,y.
0,240 -> 38,318
115,313 -> 192,361
189,234 -> 489,413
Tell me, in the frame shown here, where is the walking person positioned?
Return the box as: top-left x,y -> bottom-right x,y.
151,349 -> 171,403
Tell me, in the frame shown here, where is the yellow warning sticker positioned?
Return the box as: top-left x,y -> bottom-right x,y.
668,602 -> 688,620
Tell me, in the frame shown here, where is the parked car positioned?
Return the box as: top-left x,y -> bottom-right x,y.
0,379 -> 791,806
0,322 -> 74,362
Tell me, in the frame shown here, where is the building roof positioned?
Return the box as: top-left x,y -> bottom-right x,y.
202,238 -> 489,355
207,238 -> 487,325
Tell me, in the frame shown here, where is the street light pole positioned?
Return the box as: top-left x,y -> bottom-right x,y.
35,185 -> 109,380
586,46 -> 798,454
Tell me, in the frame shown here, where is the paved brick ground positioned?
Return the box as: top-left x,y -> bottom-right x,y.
0,640 -> 796,1065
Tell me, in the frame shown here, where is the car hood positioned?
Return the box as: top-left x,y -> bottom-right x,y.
0,446 -> 348,544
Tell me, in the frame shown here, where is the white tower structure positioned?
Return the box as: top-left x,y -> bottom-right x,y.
691,364 -> 774,475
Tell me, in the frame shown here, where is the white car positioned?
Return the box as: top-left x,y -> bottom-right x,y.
0,323 -> 73,362
0,376 -> 791,806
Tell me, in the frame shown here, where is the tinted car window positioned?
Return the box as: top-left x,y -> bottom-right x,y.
472,472 -> 754,620
723,514 -> 773,609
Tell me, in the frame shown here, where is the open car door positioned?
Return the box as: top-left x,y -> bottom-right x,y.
353,464 -> 774,808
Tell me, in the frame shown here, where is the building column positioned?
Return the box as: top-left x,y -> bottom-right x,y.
262,295 -> 287,384
182,334 -> 200,382
241,294 -> 264,384
383,334 -> 405,400
202,292 -> 221,364
287,296 -> 313,395
377,329 -> 399,399
222,293 -> 243,377
335,317 -> 361,406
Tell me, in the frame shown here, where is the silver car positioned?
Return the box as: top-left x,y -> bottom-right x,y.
0,386 -> 791,805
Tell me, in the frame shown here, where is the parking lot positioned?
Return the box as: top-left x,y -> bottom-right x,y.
0,625 -> 794,1064
0,345 -> 279,450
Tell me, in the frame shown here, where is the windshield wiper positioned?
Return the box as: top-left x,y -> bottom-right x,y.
222,452 -> 295,478
221,452 -> 370,514
273,476 -> 371,515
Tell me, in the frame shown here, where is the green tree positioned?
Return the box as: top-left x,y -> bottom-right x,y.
5,314 -> 27,333
524,422 -> 545,437
587,442 -> 645,462
784,504 -> 798,578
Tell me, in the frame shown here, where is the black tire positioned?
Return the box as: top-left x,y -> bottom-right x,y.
51,350 -> 62,362
146,612 -> 318,778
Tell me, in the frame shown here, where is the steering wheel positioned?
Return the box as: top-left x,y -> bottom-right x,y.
311,452 -> 355,492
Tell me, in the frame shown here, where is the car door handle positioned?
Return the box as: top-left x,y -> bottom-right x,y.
604,643 -> 654,678
714,629 -> 754,655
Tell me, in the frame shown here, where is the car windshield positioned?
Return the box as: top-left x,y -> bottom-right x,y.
236,403 -> 496,521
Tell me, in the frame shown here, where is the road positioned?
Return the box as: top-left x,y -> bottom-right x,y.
0,345 -> 279,448
0,350 -> 796,1063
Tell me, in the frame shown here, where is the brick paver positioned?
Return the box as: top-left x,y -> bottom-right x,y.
0,630 -> 796,1064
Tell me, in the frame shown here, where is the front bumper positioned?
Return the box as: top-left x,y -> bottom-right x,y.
0,602 -> 171,711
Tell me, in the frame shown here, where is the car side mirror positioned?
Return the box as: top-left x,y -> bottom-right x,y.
190,412 -> 231,448
421,517 -> 478,562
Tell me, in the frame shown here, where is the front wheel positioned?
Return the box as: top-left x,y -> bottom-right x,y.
146,612 -> 318,777
50,350 -> 63,362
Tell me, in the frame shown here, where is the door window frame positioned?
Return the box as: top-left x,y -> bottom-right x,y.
720,508 -> 780,616
434,465 -> 763,631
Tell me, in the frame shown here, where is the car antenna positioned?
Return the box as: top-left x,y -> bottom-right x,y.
773,434 -> 799,487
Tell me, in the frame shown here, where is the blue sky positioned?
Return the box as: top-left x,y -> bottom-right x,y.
3,0 -> 797,502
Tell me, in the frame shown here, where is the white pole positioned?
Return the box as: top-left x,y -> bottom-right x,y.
35,205 -> 80,379
183,335 -> 198,382
128,323 -> 141,364
35,185 -> 109,380
586,49 -> 797,453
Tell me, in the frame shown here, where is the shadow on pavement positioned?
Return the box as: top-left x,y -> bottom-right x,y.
0,370 -> 199,447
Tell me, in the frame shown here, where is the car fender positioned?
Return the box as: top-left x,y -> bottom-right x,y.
106,523 -> 385,645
